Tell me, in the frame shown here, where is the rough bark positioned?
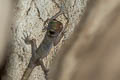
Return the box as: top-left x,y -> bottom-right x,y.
49,0 -> 120,80
2,0 -> 87,80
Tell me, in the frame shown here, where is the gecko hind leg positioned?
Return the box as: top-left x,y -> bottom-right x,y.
36,60 -> 49,80
42,4 -> 65,32
24,32 -> 37,55
40,60 -> 49,74
42,9 -> 63,32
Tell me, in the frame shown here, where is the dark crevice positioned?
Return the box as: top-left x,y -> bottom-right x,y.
0,43 -> 12,79
26,7 -> 31,15
26,0 -> 34,16
34,1 -> 44,22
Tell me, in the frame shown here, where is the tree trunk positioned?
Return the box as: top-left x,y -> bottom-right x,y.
2,0 -> 87,80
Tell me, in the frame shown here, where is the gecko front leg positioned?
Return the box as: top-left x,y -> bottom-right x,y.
21,38 -> 48,80
21,39 -> 38,80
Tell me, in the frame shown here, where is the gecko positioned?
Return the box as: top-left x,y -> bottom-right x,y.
21,4 -> 69,80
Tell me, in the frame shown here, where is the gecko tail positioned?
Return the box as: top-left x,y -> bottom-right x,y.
21,65 -> 35,80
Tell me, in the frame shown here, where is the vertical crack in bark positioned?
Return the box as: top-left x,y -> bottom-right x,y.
52,0 -> 61,8
34,1 -> 44,22
26,0 -> 34,16
26,7 -> 31,15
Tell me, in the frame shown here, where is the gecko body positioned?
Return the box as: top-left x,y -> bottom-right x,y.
21,1 -> 69,79
21,16 -> 65,80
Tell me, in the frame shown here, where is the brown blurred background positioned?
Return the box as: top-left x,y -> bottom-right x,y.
0,0 -> 13,79
50,0 -> 120,80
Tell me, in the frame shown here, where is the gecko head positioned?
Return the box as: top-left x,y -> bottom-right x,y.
47,19 -> 63,37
